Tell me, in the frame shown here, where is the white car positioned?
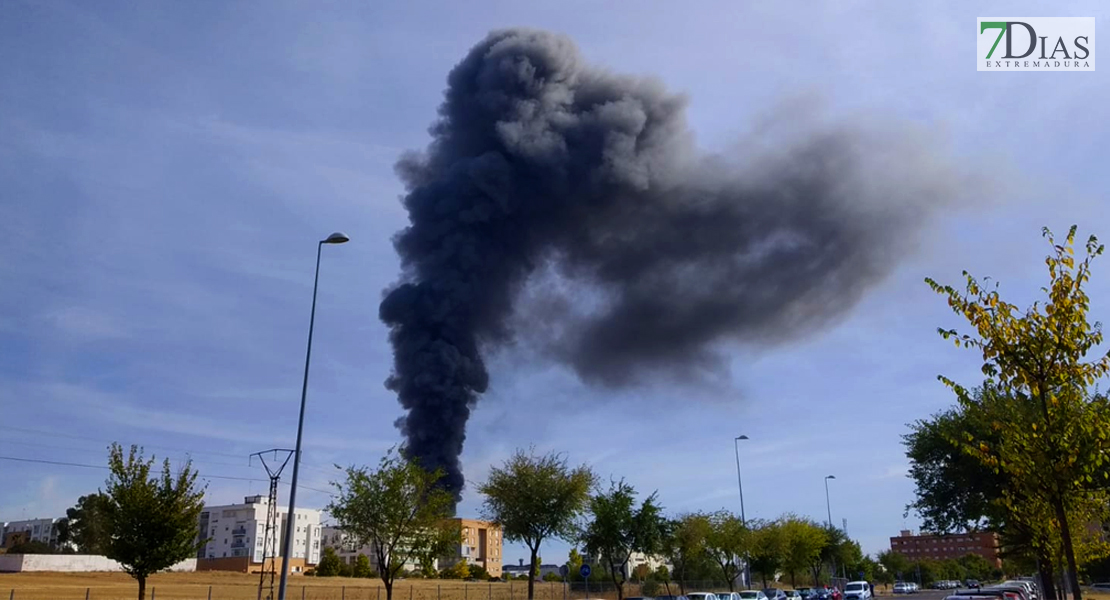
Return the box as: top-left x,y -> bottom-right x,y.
689,594 -> 719,600
843,582 -> 871,600
893,583 -> 911,595
716,593 -> 743,600
740,592 -> 769,600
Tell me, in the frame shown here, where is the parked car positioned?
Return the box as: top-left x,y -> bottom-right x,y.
810,589 -> 832,600
785,591 -> 803,600
1002,581 -> 1038,600
985,584 -> 1031,600
763,589 -> 788,600
1091,583 -> 1110,592
716,593 -> 742,600
739,592 -> 770,600
966,581 -> 981,590
843,582 -> 871,600
893,583 -> 911,595
688,594 -> 719,600
797,588 -> 814,600
655,596 -> 690,600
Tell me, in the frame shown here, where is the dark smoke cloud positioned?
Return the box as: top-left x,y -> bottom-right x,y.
380,28 -> 967,499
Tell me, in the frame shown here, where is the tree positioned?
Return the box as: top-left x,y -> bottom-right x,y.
441,560 -> 470,579
544,572 -> 563,582
781,517 -> 826,588
749,520 -> 786,588
470,563 -> 491,580
877,551 -> 909,584
927,226 -> 1110,600
661,514 -> 714,593
703,511 -> 749,591
354,554 -> 374,578
479,448 -> 596,600
317,547 -> 342,576
327,448 -> 458,600
60,493 -> 112,554
582,480 -> 667,600
568,548 -> 584,581
103,443 -> 206,600
632,563 -> 652,582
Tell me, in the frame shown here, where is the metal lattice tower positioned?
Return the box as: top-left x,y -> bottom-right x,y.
250,449 -> 294,600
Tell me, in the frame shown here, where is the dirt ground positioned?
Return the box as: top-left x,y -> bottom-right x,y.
0,572 -> 586,600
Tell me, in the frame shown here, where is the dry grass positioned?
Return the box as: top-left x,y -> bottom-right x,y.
0,572 -> 594,600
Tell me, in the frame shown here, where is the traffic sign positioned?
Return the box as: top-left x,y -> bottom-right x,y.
560,565 -> 569,578
580,564 -> 591,578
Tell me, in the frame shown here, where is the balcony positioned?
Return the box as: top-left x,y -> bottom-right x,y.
232,527 -> 248,536
231,541 -> 247,549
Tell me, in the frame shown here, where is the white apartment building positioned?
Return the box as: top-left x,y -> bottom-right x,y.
319,525 -> 432,573
1,518 -> 61,548
197,495 -> 321,570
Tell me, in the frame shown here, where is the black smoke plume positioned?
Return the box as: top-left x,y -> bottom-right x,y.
380,28 -> 965,500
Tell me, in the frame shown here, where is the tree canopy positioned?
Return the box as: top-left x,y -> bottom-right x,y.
926,226 -> 1110,600
581,479 -> 667,600
327,448 -> 458,600
479,448 -> 595,600
103,443 -> 206,600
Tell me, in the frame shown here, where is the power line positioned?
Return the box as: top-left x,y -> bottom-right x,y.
0,455 -> 335,496
0,428 -> 342,476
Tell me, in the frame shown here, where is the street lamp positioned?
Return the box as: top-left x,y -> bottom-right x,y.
733,435 -> 749,525
734,435 -> 749,590
278,232 -> 349,600
824,475 -> 836,528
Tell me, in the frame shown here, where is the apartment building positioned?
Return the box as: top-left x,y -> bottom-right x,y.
1,518 -> 61,549
196,495 -> 321,574
319,526 -> 430,573
440,518 -> 503,578
889,529 -> 1002,568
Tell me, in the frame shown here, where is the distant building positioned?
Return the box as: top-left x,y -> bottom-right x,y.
889,529 -> 1002,568
502,558 -> 561,579
439,518 -> 503,578
1,518 -> 61,549
196,495 -> 321,574
319,525 -> 429,574
320,517 -> 503,578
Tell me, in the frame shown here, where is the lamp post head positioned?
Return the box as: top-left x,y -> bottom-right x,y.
826,475 -> 836,480
736,435 -> 749,441
323,232 -> 350,244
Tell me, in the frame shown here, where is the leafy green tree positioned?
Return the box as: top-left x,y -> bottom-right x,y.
632,563 -> 652,582
877,550 -> 909,582
58,493 -> 112,554
328,447 -> 458,600
903,395 -> 1063,600
703,511 -> 749,591
440,560 -> 470,579
662,514 -> 716,593
354,554 -> 374,578
470,563 -> 491,580
927,226 -> 1110,600
316,547 -> 342,576
544,572 -> 563,582
103,443 -> 206,600
582,480 -> 667,600
568,548 -> 584,581
479,448 -> 596,600
782,516 -> 826,588
749,520 -> 786,588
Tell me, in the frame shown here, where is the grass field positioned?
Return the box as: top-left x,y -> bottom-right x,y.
0,572 -> 607,600
5,573 -> 1108,600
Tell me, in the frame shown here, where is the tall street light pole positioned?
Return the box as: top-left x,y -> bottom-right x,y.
734,435 -> 749,590
824,475 -> 836,528
733,435 -> 749,525
824,475 -> 836,586
278,232 -> 349,600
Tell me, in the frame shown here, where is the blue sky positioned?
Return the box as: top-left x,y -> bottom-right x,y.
1,1 -> 1108,566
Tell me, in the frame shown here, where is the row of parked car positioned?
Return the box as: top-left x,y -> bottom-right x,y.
629,582 -> 873,600
943,578 -> 1040,600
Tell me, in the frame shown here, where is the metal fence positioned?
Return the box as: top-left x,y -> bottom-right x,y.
0,580 -> 783,600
